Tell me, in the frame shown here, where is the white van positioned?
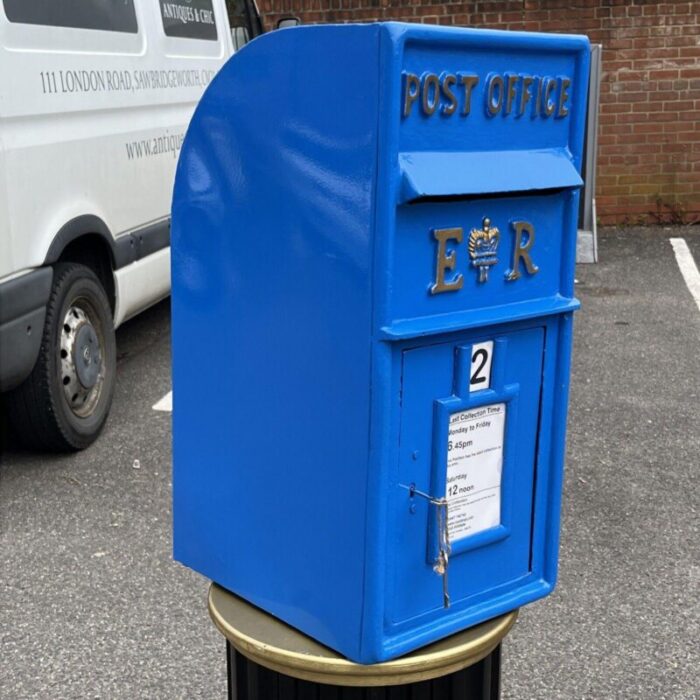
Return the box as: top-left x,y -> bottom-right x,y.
0,0 -> 261,450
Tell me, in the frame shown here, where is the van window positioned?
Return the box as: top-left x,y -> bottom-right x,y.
159,0 -> 218,41
3,0 -> 138,33
225,0 -> 252,49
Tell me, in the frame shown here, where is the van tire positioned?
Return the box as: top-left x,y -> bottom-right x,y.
6,263 -> 116,451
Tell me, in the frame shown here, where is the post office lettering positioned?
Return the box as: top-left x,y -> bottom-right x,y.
402,71 -> 572,121
403,72 -> 480,117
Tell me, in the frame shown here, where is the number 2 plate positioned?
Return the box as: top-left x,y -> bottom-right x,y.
469,341 -> 493,391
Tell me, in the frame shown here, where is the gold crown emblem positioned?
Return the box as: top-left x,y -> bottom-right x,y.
468,217 -> 500,283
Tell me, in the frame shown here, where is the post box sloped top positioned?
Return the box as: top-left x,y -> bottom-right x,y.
172,22 -> 590,250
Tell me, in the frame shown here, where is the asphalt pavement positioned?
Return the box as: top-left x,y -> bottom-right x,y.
1,226 -> 699,699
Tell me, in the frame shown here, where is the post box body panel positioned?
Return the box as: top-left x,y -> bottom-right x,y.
172,25 -> 381,661
172,23 -> 589,663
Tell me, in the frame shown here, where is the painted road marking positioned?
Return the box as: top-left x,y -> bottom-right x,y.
670,238 -> 700,313
153,391 -> 172,412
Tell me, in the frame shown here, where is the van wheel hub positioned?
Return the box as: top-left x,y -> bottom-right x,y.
60,303 -> 105,417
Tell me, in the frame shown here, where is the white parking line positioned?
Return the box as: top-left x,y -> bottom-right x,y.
670,238 -> 700,313
153,391 -> 172,412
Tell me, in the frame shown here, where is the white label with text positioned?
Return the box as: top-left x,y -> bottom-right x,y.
446,403 -> 505,542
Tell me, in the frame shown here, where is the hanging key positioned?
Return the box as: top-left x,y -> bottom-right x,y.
432,496 -> 451,609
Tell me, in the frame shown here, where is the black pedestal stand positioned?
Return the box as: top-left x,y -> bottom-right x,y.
209,584 -> 515,700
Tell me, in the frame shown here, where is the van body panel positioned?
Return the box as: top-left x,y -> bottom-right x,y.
0,0 -> 239,388
0,0 -> 230,274
114,247 -> 170,327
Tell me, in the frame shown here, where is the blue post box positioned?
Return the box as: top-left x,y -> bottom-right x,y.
171,23 -> 589,664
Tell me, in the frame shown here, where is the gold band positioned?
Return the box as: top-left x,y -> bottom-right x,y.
208,583 -> 518,687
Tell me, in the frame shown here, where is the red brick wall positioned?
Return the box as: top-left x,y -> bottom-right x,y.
257,1 -> 700,225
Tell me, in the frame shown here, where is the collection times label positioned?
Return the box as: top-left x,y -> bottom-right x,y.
446,403 -> 505,541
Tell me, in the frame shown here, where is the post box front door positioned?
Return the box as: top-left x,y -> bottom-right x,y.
389,323 -> 548,627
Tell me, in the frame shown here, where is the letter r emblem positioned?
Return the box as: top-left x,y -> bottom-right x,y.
505,220 -> 539,282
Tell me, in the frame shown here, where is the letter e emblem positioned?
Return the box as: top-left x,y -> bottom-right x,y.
431,227 -> 464,294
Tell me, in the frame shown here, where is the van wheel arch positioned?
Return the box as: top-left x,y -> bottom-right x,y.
45,216 -> 117,314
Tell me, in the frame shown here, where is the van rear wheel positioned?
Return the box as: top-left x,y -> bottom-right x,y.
7,263 -> 116,451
